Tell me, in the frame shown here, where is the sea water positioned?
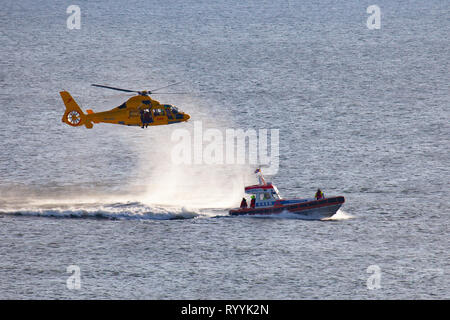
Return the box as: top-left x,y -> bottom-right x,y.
0,0 -> 448,299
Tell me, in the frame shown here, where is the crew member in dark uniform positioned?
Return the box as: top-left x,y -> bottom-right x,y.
143,110 -> 150,128
140,109 -> 145,128
250,195 -> 256,208
240,198 -> 248,209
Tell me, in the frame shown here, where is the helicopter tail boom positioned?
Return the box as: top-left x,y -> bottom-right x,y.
60,91 -> 93,128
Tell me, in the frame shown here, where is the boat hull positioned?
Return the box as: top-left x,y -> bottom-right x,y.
229,196 -> 345,220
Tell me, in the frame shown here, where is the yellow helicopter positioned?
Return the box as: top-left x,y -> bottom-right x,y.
60,83 -> 190,129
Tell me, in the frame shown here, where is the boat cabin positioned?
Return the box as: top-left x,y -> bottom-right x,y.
245,183 -> 281,208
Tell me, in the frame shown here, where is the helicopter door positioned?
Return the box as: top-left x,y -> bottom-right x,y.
152,108 -> 168,124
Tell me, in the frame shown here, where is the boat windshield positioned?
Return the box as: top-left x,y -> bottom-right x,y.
272,186 -> 281,199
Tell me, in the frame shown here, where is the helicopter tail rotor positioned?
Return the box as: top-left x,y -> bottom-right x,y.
60,91 -> 93,129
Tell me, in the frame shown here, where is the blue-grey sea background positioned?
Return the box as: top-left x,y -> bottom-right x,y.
0,0 -> 449,299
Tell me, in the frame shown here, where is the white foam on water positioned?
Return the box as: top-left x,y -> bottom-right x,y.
322,209 -> 354,221
0,200 -> 201,220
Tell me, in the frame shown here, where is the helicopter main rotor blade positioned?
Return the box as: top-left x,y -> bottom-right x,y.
150,92 -> 191,95
150,81 -> 184,92
91,84 -> 138,93
150,90 -> 222,95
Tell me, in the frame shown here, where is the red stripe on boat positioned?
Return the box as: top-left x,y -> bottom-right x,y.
245,184 -> 275,191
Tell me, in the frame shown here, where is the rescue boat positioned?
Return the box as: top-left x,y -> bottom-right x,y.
229,170 -> 345,219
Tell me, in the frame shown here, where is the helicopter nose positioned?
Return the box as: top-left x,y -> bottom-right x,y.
184,114 -> 190,121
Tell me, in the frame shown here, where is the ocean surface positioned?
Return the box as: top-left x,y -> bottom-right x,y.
0,0 -> 449,299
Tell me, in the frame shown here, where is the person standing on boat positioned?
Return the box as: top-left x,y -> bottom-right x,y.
250,195 -> 256,208
254,168 -> 266,185
240,198 -> 248,209
315,189 -> 324,200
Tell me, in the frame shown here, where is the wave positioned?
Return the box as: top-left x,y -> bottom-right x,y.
322,209 -> 354,221
0,201 -> 217,220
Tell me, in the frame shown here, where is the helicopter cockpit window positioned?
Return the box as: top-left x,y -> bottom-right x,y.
153,108 -> 165,116
164,105 -> 178,114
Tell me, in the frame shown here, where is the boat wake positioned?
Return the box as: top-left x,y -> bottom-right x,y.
322,209 -> 354,220
0,199 -> 230,221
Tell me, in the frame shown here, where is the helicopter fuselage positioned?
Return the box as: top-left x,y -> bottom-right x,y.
60,91 -> 190,129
